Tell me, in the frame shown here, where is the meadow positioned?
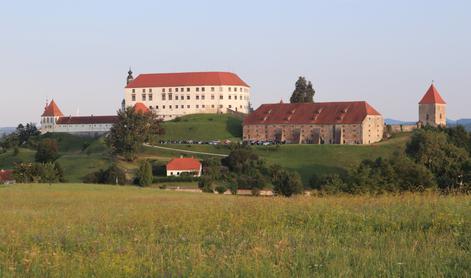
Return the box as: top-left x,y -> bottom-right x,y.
0,184 -> 470,277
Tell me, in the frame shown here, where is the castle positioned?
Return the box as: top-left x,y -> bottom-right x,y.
123,70 -> 251,121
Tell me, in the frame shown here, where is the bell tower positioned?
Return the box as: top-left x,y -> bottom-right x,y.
419,83 -> 447,127
126,68 -> 134,85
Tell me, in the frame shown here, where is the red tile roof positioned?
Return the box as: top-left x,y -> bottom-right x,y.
56,116 -> 118,125
126,72 -> 249,88
419,84 -> 446,104
244,101 -> 382,125
0,170 -> 14,182
134,102 -> 149,113
166,158 -> 201,171
41,100 -> 64,117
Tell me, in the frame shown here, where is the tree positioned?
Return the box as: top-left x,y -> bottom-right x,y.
35,138 -> 59,163
289,77 -> 316,103
83,164 -> 126,185
107,107 -> 164,161
54,162 -> 66,182
406,129 -> 469,189
42,163 -> 59,185
272,170 -> 304,197
16,123 -> 40,145
135,160 -> 153,187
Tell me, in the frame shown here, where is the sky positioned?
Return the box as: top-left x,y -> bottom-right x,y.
0,0 -> 470,126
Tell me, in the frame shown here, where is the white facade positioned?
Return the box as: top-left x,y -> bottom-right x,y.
40,118 -> 114,136
124,85 -> 251,121
166,167 -> 202,177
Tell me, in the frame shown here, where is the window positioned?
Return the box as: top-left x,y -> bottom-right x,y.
234,95 -> 237,100
143,89 -> 146,93
211,105 -> 215,108
163,105 -> 166,109
196,95 -> 200,100
220,95 -> 223,100
196,105 -> 199,108
132,89 -> 135,93
149,106 -> 153,109
219,87 -> 223,92
196,87 -> 200,92
202,87 -> 205,92
169,88 -> 172,92
132,94 -> 136,101
149,88 -> 152,93
168,93 -> 173,100
219,105 -> 223,108
187,105 -> 190,108
162,94 -> 166,101
202,105 -> 205,108
211,87 -> 215,92
175,95 -> 179,100
229,105 -> 232,108
187,95 -> 190,100
187,88 -> 190,92
201,95 -> 205,100
426,114 -> 430,121
229,95 -> 232,100
211,95 -> 215,100
169,105 -> 172,109
149,94 -> 153,101
229,87 -> 232,92
156,105 -> 159,109
181,105 -> 184,108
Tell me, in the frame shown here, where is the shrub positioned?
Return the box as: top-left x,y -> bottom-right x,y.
229,183 -> 238,195
83,164 -> 126,185
35,138 -> 59,163
198,177 -> 214,193
215,185 -> 227,194
135,160 -> 153,187
272,170 -> 304,197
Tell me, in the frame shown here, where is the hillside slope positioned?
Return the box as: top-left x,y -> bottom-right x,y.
157,114 -> 243,141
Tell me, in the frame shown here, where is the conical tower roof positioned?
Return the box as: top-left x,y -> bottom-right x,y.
41,100 -> 64,117
419,84 -> 446,104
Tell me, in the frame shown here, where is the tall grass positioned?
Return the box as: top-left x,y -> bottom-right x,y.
0,184 -> 470,277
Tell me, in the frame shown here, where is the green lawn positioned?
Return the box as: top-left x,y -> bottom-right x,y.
156,113 -> 243,141
0,184 -> 469,277
0,148 -> 36,169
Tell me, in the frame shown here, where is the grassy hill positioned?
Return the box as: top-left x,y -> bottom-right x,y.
1,184 -> 469,277
142,133 -> 411,183
157,114 -> 243,141
0,130 -> 411,184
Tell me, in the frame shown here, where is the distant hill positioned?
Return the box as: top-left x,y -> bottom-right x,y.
0,127 -> 15,136
448,119 -> 471,131
384,119 -> 416,125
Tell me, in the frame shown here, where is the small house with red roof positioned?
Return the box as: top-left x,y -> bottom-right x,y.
243,101 -> 384,145
166,157 -> 202,177
419,83 -> 446,127
124,70 -> 251,121
0,169 -> 15,184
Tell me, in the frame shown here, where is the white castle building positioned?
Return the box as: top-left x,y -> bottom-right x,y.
124,70 -> 251,120
40,100 -> 119,136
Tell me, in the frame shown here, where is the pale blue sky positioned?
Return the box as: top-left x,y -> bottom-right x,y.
1,0 -> 470,126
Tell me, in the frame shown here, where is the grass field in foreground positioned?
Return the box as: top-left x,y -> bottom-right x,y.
0,184 -> 469,277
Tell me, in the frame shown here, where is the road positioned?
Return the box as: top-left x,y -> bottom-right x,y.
143,144 -> 229,157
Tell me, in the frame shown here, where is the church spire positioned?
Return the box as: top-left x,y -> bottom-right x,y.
126,67 -> 134,85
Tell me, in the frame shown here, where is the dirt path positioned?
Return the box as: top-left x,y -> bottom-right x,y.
143,144 -> 229,157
